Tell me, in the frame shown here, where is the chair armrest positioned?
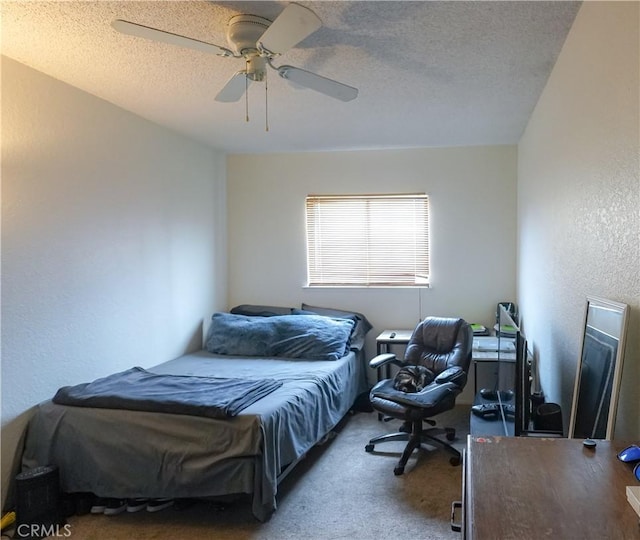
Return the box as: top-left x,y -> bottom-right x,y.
369,353 -> 404,370
434,366 -> 465,385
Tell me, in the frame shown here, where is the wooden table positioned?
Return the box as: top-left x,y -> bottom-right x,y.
463,435 -> 640,538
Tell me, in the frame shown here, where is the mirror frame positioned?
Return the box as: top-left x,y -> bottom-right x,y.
568,295 -> 629,440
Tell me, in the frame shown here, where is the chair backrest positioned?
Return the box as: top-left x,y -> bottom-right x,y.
404,317 -> 473,377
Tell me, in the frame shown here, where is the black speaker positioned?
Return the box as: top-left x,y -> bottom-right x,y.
14,466 -> 63,539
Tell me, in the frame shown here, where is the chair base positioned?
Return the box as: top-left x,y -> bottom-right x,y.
365,420 -> 461,475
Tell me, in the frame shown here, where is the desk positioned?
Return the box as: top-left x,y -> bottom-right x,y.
463,436 -> 640,538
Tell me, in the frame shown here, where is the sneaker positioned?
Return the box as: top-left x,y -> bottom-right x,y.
90,497 -> 107,514
126,498 -> 149,512
103,498 -> 127,516
146,498 -> 174,512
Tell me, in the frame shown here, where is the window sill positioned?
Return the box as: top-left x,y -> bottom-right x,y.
303,284 -> 431,290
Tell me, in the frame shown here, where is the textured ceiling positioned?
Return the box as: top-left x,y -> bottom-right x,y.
1,1 -> 581,153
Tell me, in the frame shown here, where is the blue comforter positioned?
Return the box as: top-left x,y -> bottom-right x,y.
52,367 -> 282,419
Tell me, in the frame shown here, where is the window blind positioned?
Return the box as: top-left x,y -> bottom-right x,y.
305,193 -> 430,286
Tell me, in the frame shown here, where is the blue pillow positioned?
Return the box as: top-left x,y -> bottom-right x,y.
299,304 -> 373,351
206,312 -> 355,361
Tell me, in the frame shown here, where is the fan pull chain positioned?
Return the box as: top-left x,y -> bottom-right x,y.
244,59 -> 249,123
265,70 -> 269,132
245,70 -> 249,123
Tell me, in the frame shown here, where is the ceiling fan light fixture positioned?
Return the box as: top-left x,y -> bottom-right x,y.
245,56 -> 267,82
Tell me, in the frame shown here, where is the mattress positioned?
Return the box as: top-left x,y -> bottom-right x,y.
21,349 -> 367,521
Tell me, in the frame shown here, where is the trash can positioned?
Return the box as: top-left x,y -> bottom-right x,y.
534,402 -> 563,433
15,465 -> 63,538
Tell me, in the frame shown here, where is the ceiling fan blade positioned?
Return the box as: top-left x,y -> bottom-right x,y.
258,3 -> 321,55
112,19 -> 231,57
278,66 -> 358,102
215,71 -> 250,102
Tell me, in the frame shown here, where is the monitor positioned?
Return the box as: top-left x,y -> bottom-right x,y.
495,303 -> 519,435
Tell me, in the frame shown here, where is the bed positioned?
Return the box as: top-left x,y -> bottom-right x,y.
20,304 -> 371,521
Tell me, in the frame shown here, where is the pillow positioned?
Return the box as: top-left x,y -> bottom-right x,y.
292,309 -> 359,348
206,312 -> 355,361
300,304 -> 373,351
230,304 -> 294,317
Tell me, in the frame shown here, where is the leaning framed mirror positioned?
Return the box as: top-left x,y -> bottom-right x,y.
568,295 -> 629,440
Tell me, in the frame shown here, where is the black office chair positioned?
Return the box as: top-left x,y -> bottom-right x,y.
365,317 -> 473,475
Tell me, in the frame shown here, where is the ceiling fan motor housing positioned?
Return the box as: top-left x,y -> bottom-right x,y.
226,14 -> 271,57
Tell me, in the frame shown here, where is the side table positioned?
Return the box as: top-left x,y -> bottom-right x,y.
374,329 -> 413,420
376,329 -> 414,376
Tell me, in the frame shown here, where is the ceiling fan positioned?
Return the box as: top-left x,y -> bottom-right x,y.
111,3 -> 358,107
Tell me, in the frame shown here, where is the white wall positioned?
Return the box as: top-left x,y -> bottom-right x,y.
227,146 -> 518,396
1,57 -> 228,506
518,1 -> 639,437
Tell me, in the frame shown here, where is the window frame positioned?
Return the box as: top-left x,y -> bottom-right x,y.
305,193 -> 430,288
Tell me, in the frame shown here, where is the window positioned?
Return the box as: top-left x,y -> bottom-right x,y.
305,193 -> 430,287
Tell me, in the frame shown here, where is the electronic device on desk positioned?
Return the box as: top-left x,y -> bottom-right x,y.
473,336 -> 516,352
471,403 -> 501,419
471,402 -> 516,420
471,302 -> 530,437
495,303 -> 530,434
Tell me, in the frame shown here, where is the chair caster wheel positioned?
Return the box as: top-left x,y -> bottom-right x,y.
446,431 -> 456,441
450,456 -> 461,466
394,466 -> 404,476
365,444 -> 374,453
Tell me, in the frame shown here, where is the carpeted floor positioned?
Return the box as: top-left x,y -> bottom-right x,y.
52,405 -> 470,540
